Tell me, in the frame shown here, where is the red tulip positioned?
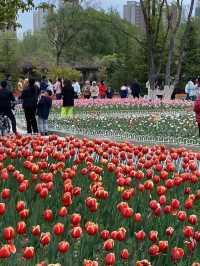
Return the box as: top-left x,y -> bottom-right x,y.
53,223 -> 64,236
149,244 -> 160,256
83,259 -> 98,266
58,206 -> 68,217
57,241 -> 69,253
85,222 -> 98,236
134,213 -> 142,222
194,231 -> 200,241
148,231 -> 158,242
85,197 -> 98,212
159,240 -> 168,252
1,188 -> 10,200
171,247 -> 184,262
135,230 -> 145,241
16,201 -> 26,212
71,226 -> 82,238
19,209 -> 29,219
183,226 -> 194,238
105,253 -> 116,265
62,192 -> 72,207
184,198 -> 194,209
70,213 -> 81,226
120,249 -> 129,260
1,169 -> 8,180
16,221 -> 26,234
116,228 -> 126,241
111,231 -> 118,240
178,211 -> 187,222
32,225 -> 41,236
43,209 -> 53,222
39,188 -> 49,199
23,246 -> 35,259
163,205 -> 172,214
149,200 -> 159,210
0,245 -> 11,258
40,232 -> 51,246
159,195 -> 166,205
136,259 -> 151,266
3,227 -> 15,241
100,230 -> 110,240
157,185 -> 167,196
103,239 -> 114,251
166,227 -> 174,237
18,180 -> 29,192
121,207 -> 133,218
0,203 -> 6,215
188,214 -> 198,225
171,199 -> 180,209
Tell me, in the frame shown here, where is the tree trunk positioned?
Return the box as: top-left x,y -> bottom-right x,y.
174,0 -> 195,87
56,51 -> 61,66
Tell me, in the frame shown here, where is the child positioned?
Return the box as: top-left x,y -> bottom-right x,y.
194,95 -> 200,137
37,90 -> 52,135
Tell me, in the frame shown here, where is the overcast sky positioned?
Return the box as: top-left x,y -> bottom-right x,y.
18,0 -> 128,35
18,0 -> 194,36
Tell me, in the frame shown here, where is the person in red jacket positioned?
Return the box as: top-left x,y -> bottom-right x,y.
194,95 -> 200,136
99,81 -> 107,99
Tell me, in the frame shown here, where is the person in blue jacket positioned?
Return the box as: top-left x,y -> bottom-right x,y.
37,90 -> 52,135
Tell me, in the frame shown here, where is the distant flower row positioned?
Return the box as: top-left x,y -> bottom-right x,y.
16,98 -> 192,111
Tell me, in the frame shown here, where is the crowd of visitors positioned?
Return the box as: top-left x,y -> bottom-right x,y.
185,78 -> 200,101
2,74 -> 200,136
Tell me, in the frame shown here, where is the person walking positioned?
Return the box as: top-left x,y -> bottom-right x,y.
99,81 -> 107,99
90,81 -> 99,99
131,80 -> 141,98
54,78 -> 62,100
37,90 -> 52,135
83,80 -> 91,99
120,83 -> 128,98
72,80 -> 81,99
185,78 -> 196,101
21,78 -> 38,134
0,81 -> 17,134
61,80 -> 75,118
106,87 -> 113,99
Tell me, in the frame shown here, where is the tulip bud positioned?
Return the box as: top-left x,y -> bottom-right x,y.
120,248 -> 129,260
104,253 -> 116,265
57,241 -> 69,253
23,246 -> 35,259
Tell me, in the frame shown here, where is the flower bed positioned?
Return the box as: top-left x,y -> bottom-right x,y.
0,134 -> 199,265
16,98 -> 192,113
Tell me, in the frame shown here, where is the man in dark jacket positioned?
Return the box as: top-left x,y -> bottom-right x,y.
0,81 -> 17,133
21,78 -> 39,134
131,80 -> 141,98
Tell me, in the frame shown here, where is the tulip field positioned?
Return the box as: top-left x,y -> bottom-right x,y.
0,134 -> 200,265
16,99 -> 198,146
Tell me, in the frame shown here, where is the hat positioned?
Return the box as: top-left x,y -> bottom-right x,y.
92,81 -> 96,85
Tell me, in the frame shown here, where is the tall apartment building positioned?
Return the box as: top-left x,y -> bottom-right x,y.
123,1 -> 145,31
33,8 -> 49,33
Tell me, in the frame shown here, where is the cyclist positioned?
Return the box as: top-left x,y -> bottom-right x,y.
0,80 -> 17,134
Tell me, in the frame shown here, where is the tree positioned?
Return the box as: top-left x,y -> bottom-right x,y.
46,4 -> 82,66
0,32 -> 20,82
181,18 -> 200,80
139,0 -> 195,97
